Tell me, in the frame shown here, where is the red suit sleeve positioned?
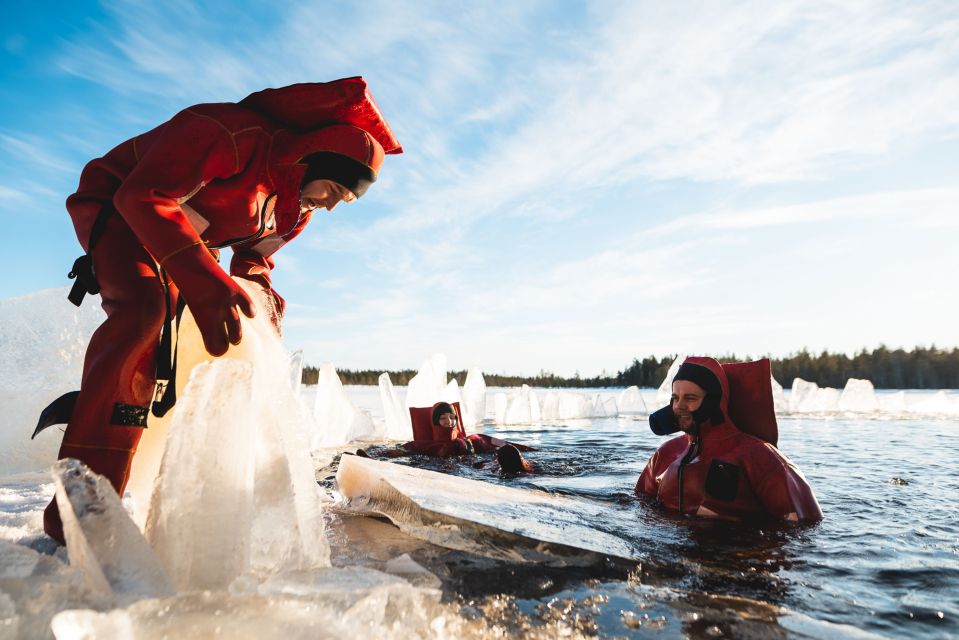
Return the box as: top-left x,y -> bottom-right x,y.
112,109 -> 239,263
635,450 -> 663,496
746,444 -> 823,522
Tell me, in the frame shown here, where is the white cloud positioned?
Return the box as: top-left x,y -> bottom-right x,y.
645,187 -> 959,236
0,133 -> 78,175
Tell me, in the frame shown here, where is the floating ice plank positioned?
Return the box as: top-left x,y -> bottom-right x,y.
336,455 -> 637,566
52,459 -> 174,601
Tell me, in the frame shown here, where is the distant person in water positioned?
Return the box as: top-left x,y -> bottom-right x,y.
635,356 -> 822,522
359,402 -> 534,473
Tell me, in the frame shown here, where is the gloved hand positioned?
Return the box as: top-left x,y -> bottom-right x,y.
162,243 -> 256,356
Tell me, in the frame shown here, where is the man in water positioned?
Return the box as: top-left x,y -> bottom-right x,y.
635,356 -> 822,522
360,402 -> 534,473
40,78 -> 402,544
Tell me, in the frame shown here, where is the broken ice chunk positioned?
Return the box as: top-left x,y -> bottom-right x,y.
52,459 -> 174,601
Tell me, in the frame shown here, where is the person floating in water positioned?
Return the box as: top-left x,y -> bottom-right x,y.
635,356 -> 823,522
37,77 -> 402,545
359,402 -> 534,473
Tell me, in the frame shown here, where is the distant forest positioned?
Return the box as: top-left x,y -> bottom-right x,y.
302,346 -> 959,389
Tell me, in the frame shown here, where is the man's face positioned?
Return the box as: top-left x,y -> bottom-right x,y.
671,379 -> 705,432
436,412 -> 458,430
300,179 -> 355,214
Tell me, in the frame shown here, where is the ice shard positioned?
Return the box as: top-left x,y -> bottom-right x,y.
336,455 -> 637,565
144,360 -> 257,590
404,353 -> 456,410
140,294 -> 330,587
504,385 -> 534,425
127,278 -> 314,526
790,378 -> 840,413
289,349 -> 305,398
558,391 -> 588,420
838,378 -> 879,412
603,396 -> 618,416
770,376 -> 788,414
655,354 -> 687,407
461,367 -> 487,427
617,386 -> 647,414
378,373 -> 411,440
540,391 -> 559,421
493,392 -> 508,425
312,362 -> 375,447
52,459 -> 174,601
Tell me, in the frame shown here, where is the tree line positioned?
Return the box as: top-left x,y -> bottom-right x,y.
302,345 -> 959,389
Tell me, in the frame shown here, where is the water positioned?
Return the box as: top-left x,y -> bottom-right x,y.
346,400 -> 958,639
3,383 -> 958,638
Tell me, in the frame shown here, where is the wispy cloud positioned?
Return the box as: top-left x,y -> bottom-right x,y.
644,187 -> 959,236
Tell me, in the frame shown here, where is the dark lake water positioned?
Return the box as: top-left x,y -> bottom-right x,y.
366,412 -> 958,638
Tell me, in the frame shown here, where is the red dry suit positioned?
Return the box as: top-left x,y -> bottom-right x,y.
43,78 -> 402,543
402,402 -> 533,462
635,357 -> 822,523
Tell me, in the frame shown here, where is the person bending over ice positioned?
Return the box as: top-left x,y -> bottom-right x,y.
635,357 -> 822,523
359,402 -> 534,473
37,78 -> 402,544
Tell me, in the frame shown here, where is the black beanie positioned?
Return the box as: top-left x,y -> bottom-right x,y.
672,362 -> 725,426
300,151 -> 376,198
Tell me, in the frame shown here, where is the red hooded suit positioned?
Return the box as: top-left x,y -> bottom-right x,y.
635,357 -> 822,523
402,402 -> 533,465
43,78 -> 402,543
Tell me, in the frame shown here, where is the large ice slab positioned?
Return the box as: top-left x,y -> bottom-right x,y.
140,283 -> 330,590
336,455 -> 637,566
0,288 -> 104,475
144,360 -> 257,591
52,459 -> 174,601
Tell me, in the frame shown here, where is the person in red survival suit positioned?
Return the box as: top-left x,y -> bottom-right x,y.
40,78 -> 402,544
635,357 -> 822,523
359,402 -> 534,473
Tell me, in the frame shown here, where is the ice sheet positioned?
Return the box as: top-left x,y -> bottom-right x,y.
335,455 -> 637,566
0,288 -> 104,475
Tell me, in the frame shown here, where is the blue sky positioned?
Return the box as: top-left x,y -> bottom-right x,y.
2,1 -> 957,376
